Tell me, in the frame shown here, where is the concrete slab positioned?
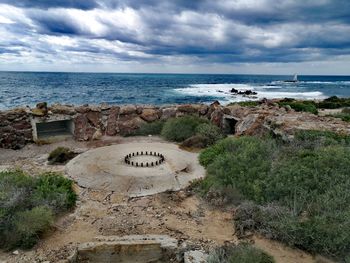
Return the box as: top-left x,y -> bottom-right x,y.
66,142 -> 205,197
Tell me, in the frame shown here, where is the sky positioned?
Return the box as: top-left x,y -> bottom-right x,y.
0,0 -> 349,75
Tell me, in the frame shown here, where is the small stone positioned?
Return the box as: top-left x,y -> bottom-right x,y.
12,250 -> 19,255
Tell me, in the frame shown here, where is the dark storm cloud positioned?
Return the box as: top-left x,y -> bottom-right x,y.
0,0 -> 350,66
0,0 -> 98,10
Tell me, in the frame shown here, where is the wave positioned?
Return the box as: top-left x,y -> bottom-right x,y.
174,83 -> 326,104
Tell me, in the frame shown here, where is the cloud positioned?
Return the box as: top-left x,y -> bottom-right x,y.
0,1 -> 349,73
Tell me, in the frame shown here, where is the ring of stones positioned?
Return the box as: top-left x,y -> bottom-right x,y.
124,151 -> 165,167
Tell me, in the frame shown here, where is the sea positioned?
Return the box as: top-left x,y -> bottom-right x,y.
1,72 -> 350,110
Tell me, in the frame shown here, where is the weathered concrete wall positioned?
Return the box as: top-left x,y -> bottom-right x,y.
73,235 -> 178,263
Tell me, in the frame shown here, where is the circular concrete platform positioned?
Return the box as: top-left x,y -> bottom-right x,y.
66,142 -> 205,197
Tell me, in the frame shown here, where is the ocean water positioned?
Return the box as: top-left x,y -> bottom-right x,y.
0,72 -> 350,110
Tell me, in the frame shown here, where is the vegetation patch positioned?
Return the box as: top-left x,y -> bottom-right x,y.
317,96 -> 350,109
161,115 -> 209,142
207,243 -> 275,263
0,170 -> 76,249
131,120 -> 166,136
48,147 -> 77,164
278,99 -> 318,114
198,131 -> 350,260
228,101 -> 261,107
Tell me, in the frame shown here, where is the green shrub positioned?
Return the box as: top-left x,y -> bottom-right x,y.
0,170 -> 76,249
317,96 -> 350,109
199,137 -> 239,167
196,123 -> 224,146
208,243 -> 275,263
294,130 -> 350,146
161,116 -> 209,142
199,133 -> 350,260
131,120 -> 165,136
12,206 -> 53,248
331,112 -> 350,122
48,147 -> 76,164
31,172 -> 77,212
278,100 -> 318,114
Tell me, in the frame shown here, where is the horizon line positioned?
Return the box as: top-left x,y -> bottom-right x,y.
0,70 -> 349,77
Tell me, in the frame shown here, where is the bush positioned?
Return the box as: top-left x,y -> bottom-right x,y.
207,243 -> 275,263
12,206 -> 53,248
131,120 -> 165,136
161,116 -> 209,142
0,170 -> 76,249
199,137 -> 277,202
48,147 -> 76,164
317,96 -> 350,109
31,172 -> 77,213
331,112 -> 350,122
278,100 -> 318,114
199,134 -> 350,260
196,123 -> 224,146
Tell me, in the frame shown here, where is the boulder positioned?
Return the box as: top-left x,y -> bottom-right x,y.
161,107 -> 177,120
50,104 -> 76,115
119,105 -> 137,115
106,106 -> 119,136
199,105 -> 209,116
92,129 -> 103,140
184,250 -> 208,263
118,117 -> 146,136
31,108 -> 46,117
210,108 -> 224,127
177,104 -> 198,114
140,108 -> 160,122
86,111 -> 101,127
74,115 -> 90,140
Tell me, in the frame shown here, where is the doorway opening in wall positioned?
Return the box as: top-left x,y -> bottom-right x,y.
223,116 -> 238,135
35,119 -> 74,140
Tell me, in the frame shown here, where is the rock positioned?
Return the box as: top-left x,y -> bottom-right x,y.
230,89 -> 257,95
210,108 -> 224,127
12,250 -> 19,255
86,111 -> 101,127
161,108 -> 177,120
31,108 -> 47,117
118,117 -> 145,136
32,102 -> 48,116
106,106 -> 120,136
184,250 -> 208,263
177,104 -> 198,114
198,105 -> 209,116
119,105 -> 137,115
74,115 -> 88,140
92,129 -> 103,140
140,108 -> 160,122
181,135 -> 209,149
76,105 -> 91,114
50,104 -> 76,115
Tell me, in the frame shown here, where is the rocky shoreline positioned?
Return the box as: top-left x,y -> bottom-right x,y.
1,100 -> 349,150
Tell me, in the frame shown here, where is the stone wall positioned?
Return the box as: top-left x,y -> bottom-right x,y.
1,100 -> 350,150
0,102 -> 225,149
0,108 -> 32,149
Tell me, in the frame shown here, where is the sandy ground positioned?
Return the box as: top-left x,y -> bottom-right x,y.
0,136 -> 331,263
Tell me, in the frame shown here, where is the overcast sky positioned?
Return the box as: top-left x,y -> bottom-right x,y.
0,0 -> 349,74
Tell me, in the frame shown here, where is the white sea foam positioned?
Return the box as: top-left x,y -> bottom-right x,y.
174,83 -> 326,104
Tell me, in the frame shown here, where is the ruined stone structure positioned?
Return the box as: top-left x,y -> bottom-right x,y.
1,100 -> 350,150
